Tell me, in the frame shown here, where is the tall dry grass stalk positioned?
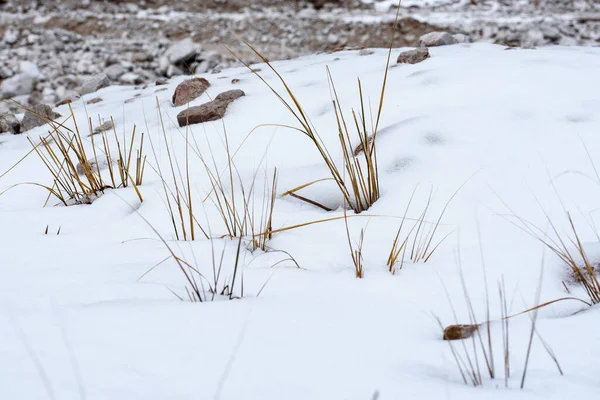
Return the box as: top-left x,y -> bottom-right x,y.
343,204 -> 365,278
228,3 -> 403,213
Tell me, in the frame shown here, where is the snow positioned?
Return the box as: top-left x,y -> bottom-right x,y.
1,43 -> 600,399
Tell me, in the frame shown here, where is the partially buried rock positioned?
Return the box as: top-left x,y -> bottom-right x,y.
172,77 -> 210,107
80,73 -> 110,95
86,97 -> 102,105
443,324 -> 479,341
76,157 -> 111,176
177,89 -> 244,127
419,32 -> 459,47
0,111 -> 20,134
92,120 -> 113,135
397,48 -> 430,64
20,104 -> 61,132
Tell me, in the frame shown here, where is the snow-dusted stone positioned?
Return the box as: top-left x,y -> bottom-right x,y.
3,28 -> 19,45
172,77 -> 210,107
177,89 -> 245,127
453,33 -> 472,44
92,120 -> 114,135
0,112 -> 20,134
80,74 -> 110,95
0,61 -> 41,99
166,38 -> 198,65
119,72 -> 143,85
20,104 -> 61,132
419,31 -> 459,47
397,48 -> 430,64
76,157 -> 111,176
105,64 -> 127,81
359,49 -> 374,56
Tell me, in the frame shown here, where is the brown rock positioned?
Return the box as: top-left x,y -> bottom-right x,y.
55,99 -> 72,107
20,104 -> 62,132
177,89 -> 245,127
397,48 -> 430,65
86,97 -> 103,105
231,78 -> 240,84
172,77 -> 210,107
443,324 -> 479,341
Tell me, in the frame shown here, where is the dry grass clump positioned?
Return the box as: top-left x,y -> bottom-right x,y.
228,5 -> 402,214
387,187 -> 456,273
1,105 -> 145,205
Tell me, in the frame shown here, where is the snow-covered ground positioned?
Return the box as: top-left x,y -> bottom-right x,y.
1,43 -> 600,399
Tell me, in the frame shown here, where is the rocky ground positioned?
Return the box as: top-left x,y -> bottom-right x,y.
0,0 -> 599,120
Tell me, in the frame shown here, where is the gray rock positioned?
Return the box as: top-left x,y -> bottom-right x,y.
177,89 -> 245,127
0,73 -> 36,99
80,74 -> 110,95
166,64 -> 184,78
172,77 -> 210,107
76,157 -> 111,176
0,62 -> 41,99
453,33 -> 472,44
164,38 -> 198,66
0,112 -> 20,134
419,32 -> 459,47
92,120 -> 114,135
105,64 -> 127,81
20,104 -> 62,132
359,49 -> 374,56
119,72 -> 143,85
397,48 -> 430,64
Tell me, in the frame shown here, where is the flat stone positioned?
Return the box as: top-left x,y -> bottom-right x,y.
177,89 -> 245,127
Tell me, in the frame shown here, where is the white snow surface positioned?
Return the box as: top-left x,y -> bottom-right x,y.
1,43 -> 600,399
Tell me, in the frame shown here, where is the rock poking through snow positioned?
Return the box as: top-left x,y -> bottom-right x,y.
20,104 -> 61,132
443,324 -> 480,341
0,112 -> 21,134
397,48 -> 430,64
419,32 -> 459,47
80,74 -> 110,95
177,89 -> 245,127
86,97 -> 103,105
172,77 -> 210,107
92,120 -> 114,136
